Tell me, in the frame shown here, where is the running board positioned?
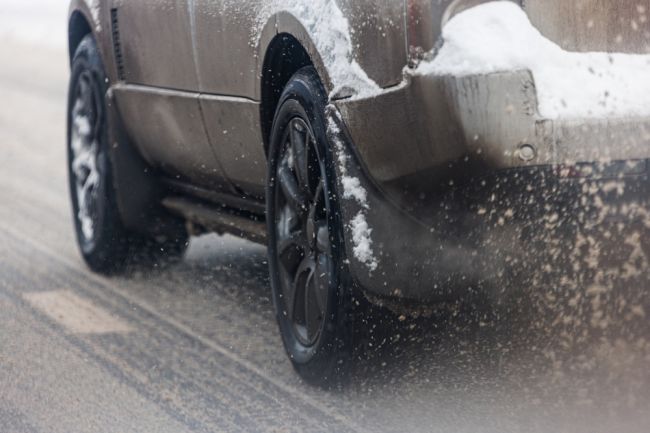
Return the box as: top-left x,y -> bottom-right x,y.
162,197 -> 267,245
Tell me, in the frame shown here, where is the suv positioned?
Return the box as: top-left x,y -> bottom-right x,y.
66,0 -> 650,381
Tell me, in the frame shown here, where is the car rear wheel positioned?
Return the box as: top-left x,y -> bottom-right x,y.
67,35 -> 187,273
267,67 -> 361,385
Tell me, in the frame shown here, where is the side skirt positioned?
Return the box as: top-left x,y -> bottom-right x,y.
161,196 -> 267,245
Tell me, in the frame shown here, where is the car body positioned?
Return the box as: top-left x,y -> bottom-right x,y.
66,0 -> 650,376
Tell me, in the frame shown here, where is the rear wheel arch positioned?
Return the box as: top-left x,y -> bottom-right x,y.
260,33 -> 314,158
259,13 -> 336,157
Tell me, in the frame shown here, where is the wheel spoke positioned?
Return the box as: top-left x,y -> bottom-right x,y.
284,275 -> 300,324
73,114 -> 93,139
289,120 -> 310,190
72,143 -> 95,176
276,204 -> 298,238
311,181 -> 323,208
278,161 -> 308,214
79,78 -> 92,114
277,229 -> 307,274
83,163 -> 100,191
315,222 -> 330,254
78,77 -> 88,98
72,97 -> 84,121
76,179 -> 97,240
315,252 -> 331,309
312,182 -> 331,253
304,278 -> 323,342
288,256 -> 313,324
305,136 -> 324,197
278,229 -> 307,255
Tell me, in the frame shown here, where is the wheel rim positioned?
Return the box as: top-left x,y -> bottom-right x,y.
274,117 -> 332,347
70,71 -> 102,243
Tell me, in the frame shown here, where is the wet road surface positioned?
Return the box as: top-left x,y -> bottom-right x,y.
0,39 -> 649,433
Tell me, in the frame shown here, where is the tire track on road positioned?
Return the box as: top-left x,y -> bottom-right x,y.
0,217 -> 368,433
0,278 -> 207,433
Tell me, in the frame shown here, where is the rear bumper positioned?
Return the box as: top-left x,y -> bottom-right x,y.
331,68 -> 650,303
328,100 -> 650,303
335,70 -> 650,186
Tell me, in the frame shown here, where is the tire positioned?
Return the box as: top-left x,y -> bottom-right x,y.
67,35 -> 188,273
266,67 -> 361,385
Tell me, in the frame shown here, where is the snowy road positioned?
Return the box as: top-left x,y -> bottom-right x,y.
1,21 -> 650,433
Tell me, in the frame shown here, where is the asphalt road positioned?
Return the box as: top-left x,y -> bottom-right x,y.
1,39 -> 649,433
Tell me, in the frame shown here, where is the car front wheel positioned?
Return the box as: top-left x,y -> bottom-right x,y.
67,35 -> 187,273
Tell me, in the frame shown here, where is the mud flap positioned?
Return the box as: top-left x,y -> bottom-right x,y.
325,105 -> 500,303
105,90 -> 183,237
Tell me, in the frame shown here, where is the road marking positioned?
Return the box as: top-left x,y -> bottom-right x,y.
23,290 -> 132,335
0,222 -> 367,433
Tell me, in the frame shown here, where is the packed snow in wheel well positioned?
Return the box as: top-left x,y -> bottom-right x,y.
254,0 -> 381,99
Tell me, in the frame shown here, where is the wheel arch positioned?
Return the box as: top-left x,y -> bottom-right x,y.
258,12 -> 334,157
68,11 -> 92,62
67,1 -> 102,64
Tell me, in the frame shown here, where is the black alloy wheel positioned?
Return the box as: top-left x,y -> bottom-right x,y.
69,63 -> 104,252
68,34 -> 129,272
267,67 -> 357,384
275,116 -> 332,347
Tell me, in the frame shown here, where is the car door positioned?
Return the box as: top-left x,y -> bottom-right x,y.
108,0 -> 230,190
189,1 -> 408,198
189,0 -> 269,198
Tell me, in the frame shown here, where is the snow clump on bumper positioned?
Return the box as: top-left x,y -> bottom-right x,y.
418,1 -> 650,120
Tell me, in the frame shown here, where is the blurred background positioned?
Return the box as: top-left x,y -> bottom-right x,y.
1,0 -> 67,47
